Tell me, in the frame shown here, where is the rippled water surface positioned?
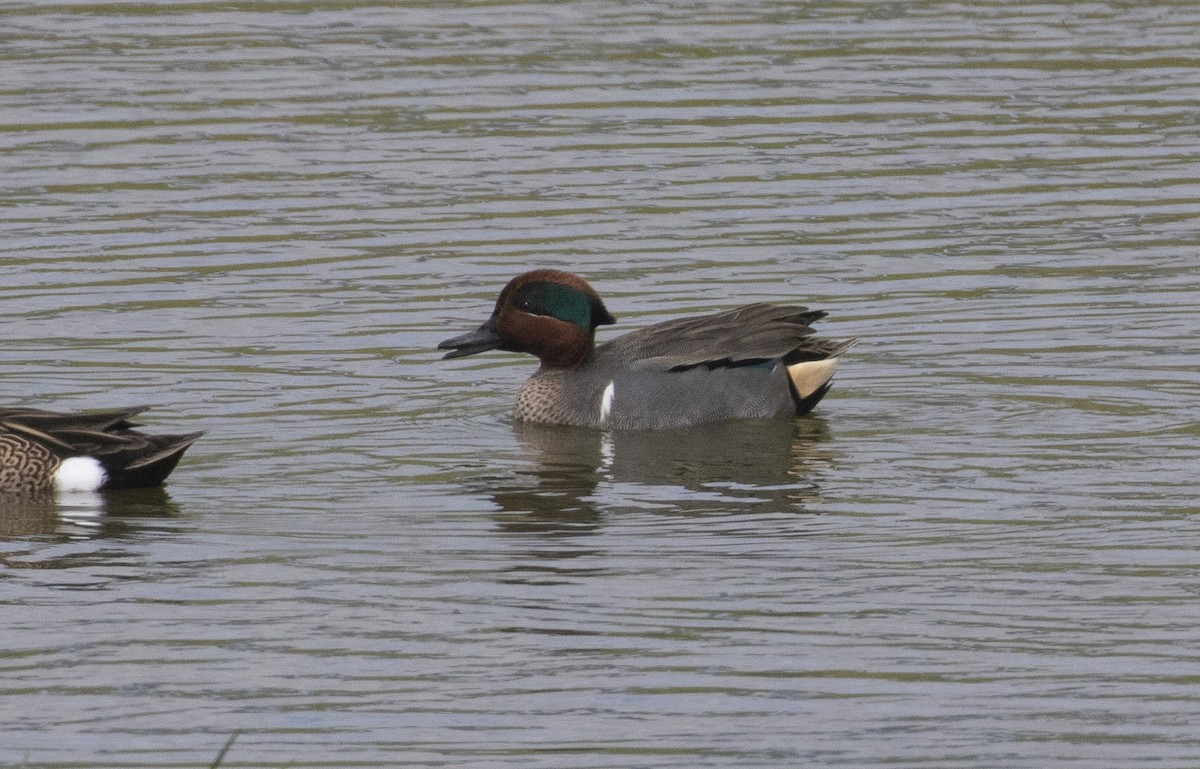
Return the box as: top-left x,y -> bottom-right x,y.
3,1 -> 1200,767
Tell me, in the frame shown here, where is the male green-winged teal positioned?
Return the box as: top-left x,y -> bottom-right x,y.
439,269 -> 856,429
0,406 -> 201,496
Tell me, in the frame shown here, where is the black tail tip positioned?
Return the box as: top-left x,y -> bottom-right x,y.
101,432 -> 204,490
791,381 -> 834,416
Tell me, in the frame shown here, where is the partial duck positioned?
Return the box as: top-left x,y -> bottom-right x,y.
439,269 -> 855,429
0,406 -> 202,496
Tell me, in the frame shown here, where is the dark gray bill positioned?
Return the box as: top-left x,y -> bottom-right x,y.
438,319 -> 504,359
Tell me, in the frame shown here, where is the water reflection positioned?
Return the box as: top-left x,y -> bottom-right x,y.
490,418 -> 836,534
0,487 -> 181,544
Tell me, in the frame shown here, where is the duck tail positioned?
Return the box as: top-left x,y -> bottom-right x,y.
98,431 -> 205,489
785,338 -> 858,415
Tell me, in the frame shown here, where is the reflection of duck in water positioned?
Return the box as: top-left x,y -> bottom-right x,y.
0,407 -> 201,496
489,419 -> 836,535
1,485 -> 183,543
440,270 -> 855,430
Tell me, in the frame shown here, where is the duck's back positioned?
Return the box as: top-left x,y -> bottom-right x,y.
600,303 -> 829,367
516,303 -> 853,429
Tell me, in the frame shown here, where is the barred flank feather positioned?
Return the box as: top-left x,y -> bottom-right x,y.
0,407 -> 202,495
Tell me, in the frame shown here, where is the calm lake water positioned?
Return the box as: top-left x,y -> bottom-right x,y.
3,1 -> 1200,767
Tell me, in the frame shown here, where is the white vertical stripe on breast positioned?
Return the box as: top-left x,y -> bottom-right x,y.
599,381 -> 616,423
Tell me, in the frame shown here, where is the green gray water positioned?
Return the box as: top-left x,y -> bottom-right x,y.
3,2 -> 1200,767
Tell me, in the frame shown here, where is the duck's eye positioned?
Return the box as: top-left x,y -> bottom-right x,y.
511,281 -> 591,327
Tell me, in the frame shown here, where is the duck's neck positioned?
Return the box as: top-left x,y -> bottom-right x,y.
538,346 -> 592,371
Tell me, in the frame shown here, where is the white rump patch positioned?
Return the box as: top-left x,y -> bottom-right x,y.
54,456 -> 108,493
599,381 -> 616,423
786,359 -> 840,399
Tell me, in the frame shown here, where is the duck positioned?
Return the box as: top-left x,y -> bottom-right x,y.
0,406 -> 202,496
438,269 -> 855,429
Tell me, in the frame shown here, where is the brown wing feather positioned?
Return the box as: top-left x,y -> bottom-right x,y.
0,407 -> 201,490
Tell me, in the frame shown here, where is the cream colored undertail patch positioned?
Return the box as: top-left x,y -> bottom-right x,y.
786,358 -> 839,399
